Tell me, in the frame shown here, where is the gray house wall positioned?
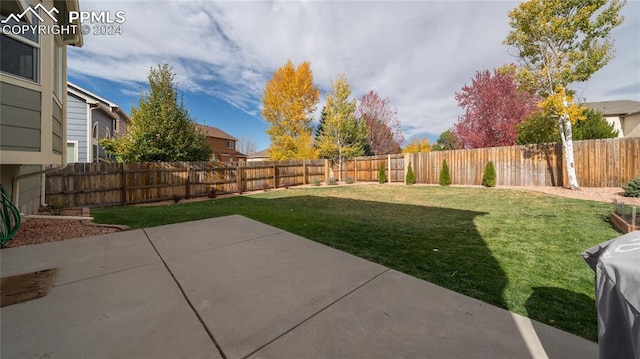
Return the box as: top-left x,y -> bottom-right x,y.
67,93 -> 88,162
92,109 -> 114,161
0,165 -> 42,214
0,82 -> 41,152
52,100 -> 63,154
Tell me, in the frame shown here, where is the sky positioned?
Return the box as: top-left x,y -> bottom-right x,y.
68,0 -> 640,153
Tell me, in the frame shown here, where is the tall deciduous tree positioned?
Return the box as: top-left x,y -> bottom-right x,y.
100,64 -> 211,163
453,68 -> 538,148
357,90 -> 404,155
262,60 -> 320,160
237,137 -> 257,155
315,74 -> 368,181
505,0 -> 625,189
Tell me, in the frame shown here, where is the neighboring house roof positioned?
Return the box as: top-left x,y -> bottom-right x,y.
585,100 -> 640,116
199,125 -> 238,141
248,149 -> 269,159
68,82 -> 131,123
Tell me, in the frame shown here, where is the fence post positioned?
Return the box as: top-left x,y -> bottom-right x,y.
273,162 -> 277,189
237,162 -> 243,192
302,161 -> 307,185
185,162 -> 191,199
387,155 -> 392,183
121,164 -> 126,205
325,159 -> 329,183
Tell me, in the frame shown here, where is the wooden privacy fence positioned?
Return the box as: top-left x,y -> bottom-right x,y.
341,137 -> 640,187
336,154 -> 405,182
46,160 -> 328,207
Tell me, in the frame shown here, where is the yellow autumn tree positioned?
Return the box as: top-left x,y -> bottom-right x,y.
402,138 -> 431,153
262,60 -> 320,160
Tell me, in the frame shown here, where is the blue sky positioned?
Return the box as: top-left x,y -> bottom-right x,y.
68,0 -> 640,153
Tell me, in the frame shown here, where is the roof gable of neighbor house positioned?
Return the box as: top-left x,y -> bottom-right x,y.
198,125 -> 238,141
67,82 -> 131,123
585,100 -> 640,116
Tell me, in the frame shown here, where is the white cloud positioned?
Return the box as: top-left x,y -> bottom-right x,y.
69,0 -> 640,142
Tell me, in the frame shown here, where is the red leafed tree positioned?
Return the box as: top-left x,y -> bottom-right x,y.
357,90 -> 404,155
453,68 -> 538,148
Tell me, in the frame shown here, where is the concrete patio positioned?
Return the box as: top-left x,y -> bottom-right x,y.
1,215 -> 596,358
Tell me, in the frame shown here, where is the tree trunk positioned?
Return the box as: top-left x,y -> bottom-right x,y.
338,147 -> 343,182
558,96 -> 580,190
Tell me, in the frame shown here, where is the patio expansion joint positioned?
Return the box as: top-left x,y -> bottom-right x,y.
51,260 -> 161,288
164,230 -> 288,261
241,267 -> 392,359
142,228 -> 228,359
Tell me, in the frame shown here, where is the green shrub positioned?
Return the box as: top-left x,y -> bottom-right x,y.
328,177 -> 338,185
622,177 -> 640,197
482,161 -> 496,187
311,178 -> 321,186
378,163 -> 387,184
439,159 -> 451,186
406,162 -> 416,185
345,176 -> 355,184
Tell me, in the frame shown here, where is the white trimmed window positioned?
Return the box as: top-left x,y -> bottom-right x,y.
0,1 -> 40,82
226,140 -> 234,150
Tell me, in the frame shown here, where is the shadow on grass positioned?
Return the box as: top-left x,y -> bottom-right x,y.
526,286 -> 597,343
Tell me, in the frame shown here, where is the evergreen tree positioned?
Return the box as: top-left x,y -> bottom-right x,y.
439,159 -> 451,186
406,162 -> 416,185
378,163 -> 387,184
482,161 -> 497,187
101,64 -> 211,162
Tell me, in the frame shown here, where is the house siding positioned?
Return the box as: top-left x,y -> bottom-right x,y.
624,113 -> 640,137
17,165 -> 42,214
52,99 -> 63,154
92,109 -> 114,161
67,93 -> 88,162
0,82 -> 42,152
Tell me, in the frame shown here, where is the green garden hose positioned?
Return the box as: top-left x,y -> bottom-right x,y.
0,185 -> 21,246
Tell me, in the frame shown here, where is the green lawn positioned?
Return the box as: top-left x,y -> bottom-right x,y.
92,185 -> 618,341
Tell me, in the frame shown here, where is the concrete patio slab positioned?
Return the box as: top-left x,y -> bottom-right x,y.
146,214 -> 284,259
159,230 -> 388,359
0,215 -> 598,359
0,229 -> 159,285
248,269 -> 597,359
1,261 -> 221,359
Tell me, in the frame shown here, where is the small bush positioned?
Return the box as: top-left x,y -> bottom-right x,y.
172,195 -> 182,203
406,162 -> 416,185
482,161 -> 496,187
328,177 -> 338,185
311,178 -> 321,186
439,159 -> 451,186
345,176 -> 355,184
622,177 -> 640,197
262,183 -> 269,192
46,197 -> 68,215
378,163 -> 387,184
